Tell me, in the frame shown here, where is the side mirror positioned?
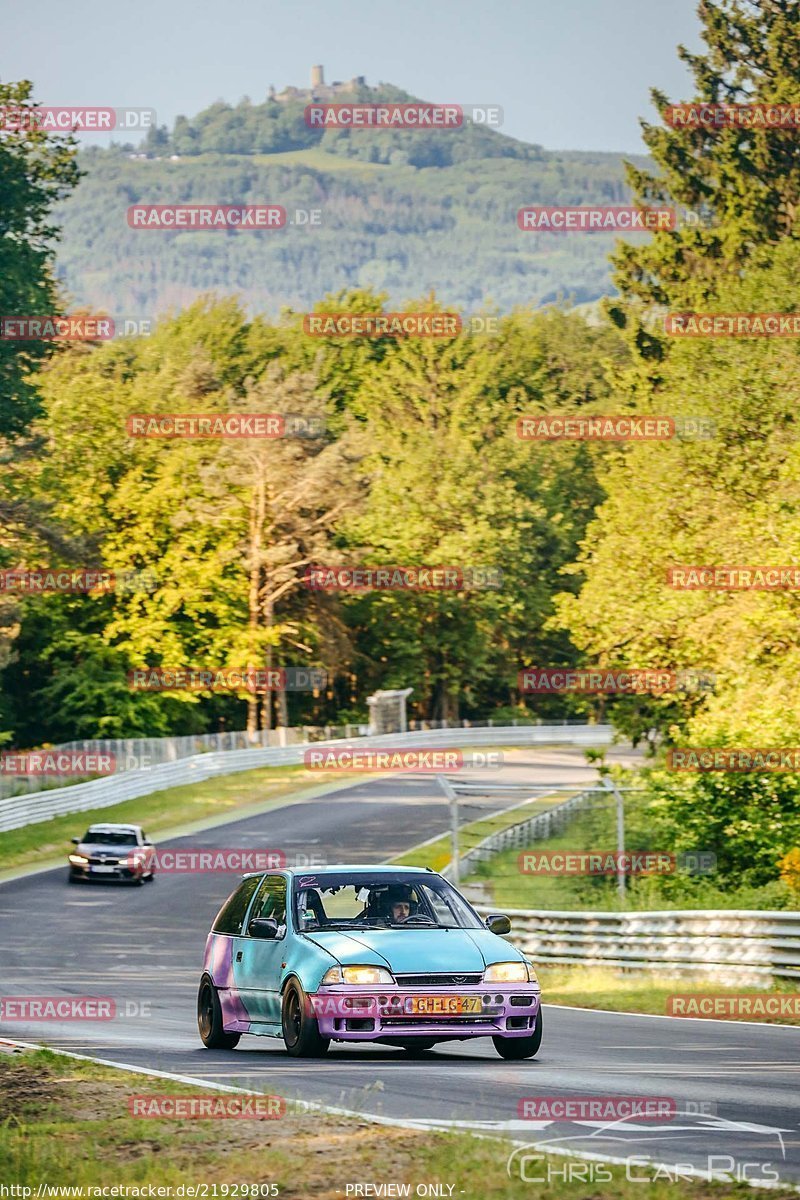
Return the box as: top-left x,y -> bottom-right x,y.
71,837 -> 80,845
142,840 -> 153,847
249,917 -> 279,940
486,913 -> 511,935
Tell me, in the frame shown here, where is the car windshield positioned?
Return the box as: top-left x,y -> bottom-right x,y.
292,871 -> 483,932
84,830 -> 137,845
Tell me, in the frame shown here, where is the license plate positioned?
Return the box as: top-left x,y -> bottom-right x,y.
91,865 -> 116,873
409,995 -> 482,1015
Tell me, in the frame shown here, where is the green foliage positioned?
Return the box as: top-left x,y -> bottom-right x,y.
56,133 -> 647,316
610,0 -> 800,348
0,295 -> 621,741
0,79 -> 81,436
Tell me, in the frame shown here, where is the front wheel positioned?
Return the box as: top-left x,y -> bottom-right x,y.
197,976 -> 240,1049
282,982 -> 330,1057
493,1009 -> 543,1060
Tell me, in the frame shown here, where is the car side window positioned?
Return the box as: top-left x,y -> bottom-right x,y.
212,877 -> 261,936
248,874 -> 287,938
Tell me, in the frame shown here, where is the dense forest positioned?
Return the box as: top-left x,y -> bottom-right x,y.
52,85 -> 647,315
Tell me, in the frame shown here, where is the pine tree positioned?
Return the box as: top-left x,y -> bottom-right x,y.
610,0 -> 800,355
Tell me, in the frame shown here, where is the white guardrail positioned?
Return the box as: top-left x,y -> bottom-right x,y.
447,788 -> 598,880
0,723 -> 613,833
483,907 -> 800,984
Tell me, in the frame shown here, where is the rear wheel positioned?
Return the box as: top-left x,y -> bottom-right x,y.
197,976 -> 240,1049
493,1009 -> 543,1060
282,982 -> 329,1057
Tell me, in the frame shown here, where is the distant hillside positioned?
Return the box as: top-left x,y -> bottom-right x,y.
54,81 -> 649,318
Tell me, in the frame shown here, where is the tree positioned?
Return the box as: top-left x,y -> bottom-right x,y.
609,0 -> 800,357
0,79 -> 81,436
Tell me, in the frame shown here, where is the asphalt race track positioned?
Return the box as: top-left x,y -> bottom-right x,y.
1,747 -> 799,1187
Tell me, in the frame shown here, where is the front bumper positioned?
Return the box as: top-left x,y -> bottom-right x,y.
310,984 -> 541,1041
69,862 -> 145,882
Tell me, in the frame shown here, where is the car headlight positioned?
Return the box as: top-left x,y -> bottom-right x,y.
69,854 -> 89,865
483,961 -> 531,983
321,965 -> 395,986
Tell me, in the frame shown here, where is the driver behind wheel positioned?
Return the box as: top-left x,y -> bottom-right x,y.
383,884 -> 415,924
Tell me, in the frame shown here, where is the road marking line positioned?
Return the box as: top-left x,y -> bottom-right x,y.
545,1003 -> 800,1031
2,1036 -> 797,1192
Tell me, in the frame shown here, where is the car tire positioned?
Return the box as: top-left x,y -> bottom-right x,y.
493,1009 -> 543,1060
144,871 -> 155,882
197,976 -> 240,1050
282,982 -> 330,1057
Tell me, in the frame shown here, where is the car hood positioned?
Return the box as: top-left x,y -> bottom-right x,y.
304,927 -> 522,973
76,842 -> 137,855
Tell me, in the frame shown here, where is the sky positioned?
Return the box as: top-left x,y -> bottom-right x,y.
2,0 -> 704,154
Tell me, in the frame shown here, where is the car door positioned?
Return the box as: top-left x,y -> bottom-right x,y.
232,873 -> 288,1025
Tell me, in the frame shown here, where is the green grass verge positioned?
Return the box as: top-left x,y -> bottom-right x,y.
1,1049 -> 792,1197
539,965 -> 800,1025
0,764 -> 362,877
464,792 -> 797,912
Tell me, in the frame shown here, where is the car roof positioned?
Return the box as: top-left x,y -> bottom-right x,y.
242,864 -> 434,879
85,823 -> 141,833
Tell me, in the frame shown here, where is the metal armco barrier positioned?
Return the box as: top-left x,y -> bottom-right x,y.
481,907 -> 800,984
0,724 -> 613,833
448,788 -> 598,880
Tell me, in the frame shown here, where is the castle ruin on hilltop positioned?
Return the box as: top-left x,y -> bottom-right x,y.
269,66 -> 368,104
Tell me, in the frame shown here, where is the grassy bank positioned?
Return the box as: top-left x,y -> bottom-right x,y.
538,966 -> 800,1024
0,1048 -> 792,1198
463,790 -> 796,912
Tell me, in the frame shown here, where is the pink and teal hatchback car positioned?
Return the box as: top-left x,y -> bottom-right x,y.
197,865 -> 541,1058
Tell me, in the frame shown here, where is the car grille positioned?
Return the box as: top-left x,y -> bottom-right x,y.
381,1016 -> 491,1027
394,973 -> 483,988
87,856 -> 120,865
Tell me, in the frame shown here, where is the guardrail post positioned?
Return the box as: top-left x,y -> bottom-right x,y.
437,774 -> 460,885
603,776 -> 626,898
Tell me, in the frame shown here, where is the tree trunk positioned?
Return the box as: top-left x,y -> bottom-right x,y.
247,479 -> 265,739
261,594 -> 274,732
